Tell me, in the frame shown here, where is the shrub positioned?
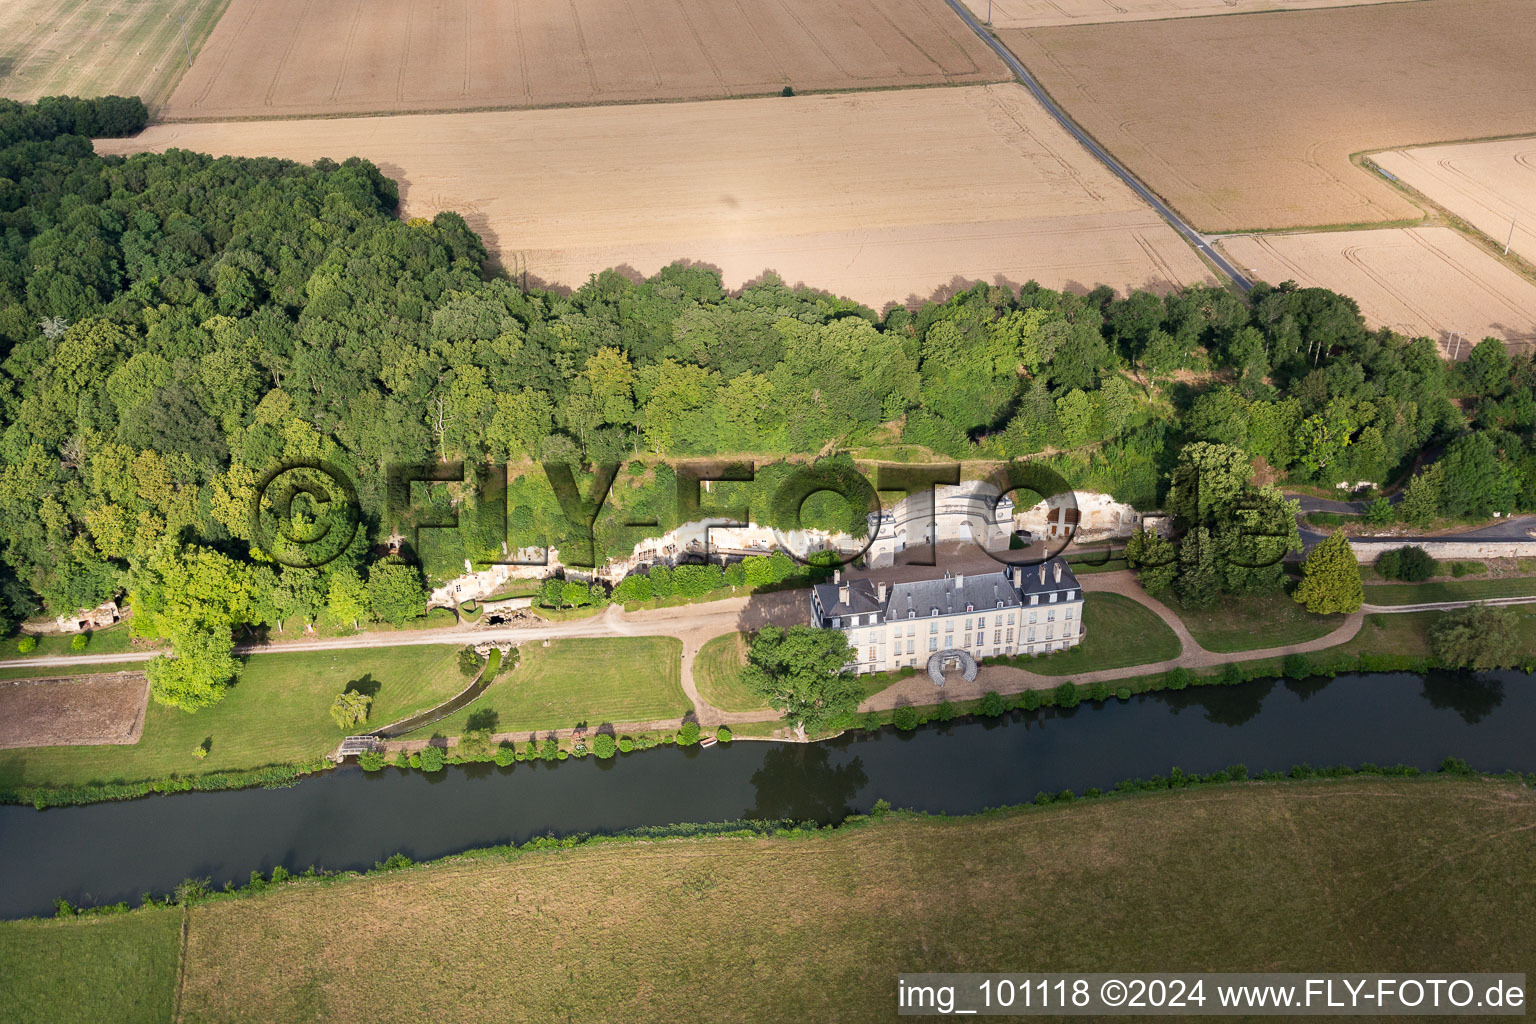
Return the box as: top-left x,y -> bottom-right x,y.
617,737 -> 635,753
1364,498 -> 1394,526
71,634 -> 88,651
1054,681 -> 1080,708
358,751 -> 386,772
781,85 -> 795,97
1017,689 -> 1041,712
16,636 -> 35,653
1377,545 -> 1434,582
540,738 -> 560,761
593,733 -> 617,759
394,751 -> 410,768
892,706 -> 919,731
1219,662 -> 1244,686
1165,668 -> 1191,690
1088,682 -> 1111,703
979,691 -> 1007,717
417,745 -> 446,773
1115,687 -> 1131,700
1282,653 -> 1312,680
408,753 -> 421,769
936,700 -> 956,722
493,743 -> 517,767
678,721 -> 701,745
715,726 -> 732,743
457,646 -> 483,677
192,744 -> 208,760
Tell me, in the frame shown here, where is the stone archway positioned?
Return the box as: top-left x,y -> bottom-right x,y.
926,649 -> 977,687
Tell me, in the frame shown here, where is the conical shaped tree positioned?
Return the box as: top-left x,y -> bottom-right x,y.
1293,530 -> 1362,614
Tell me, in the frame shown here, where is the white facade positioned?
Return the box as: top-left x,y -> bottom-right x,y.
810,559 -> 1085,675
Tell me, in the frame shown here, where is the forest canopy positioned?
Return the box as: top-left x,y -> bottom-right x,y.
0,96 -> 1528,709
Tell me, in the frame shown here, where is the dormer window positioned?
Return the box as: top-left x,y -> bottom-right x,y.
931,607 -> 939,617
995,600 -> 1003,609
907,610 -> 916,619
965,603 -> 974,613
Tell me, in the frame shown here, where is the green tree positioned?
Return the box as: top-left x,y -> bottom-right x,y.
417,745 -> 446,772
457,646 -> 483,677
329,690 -> 373,730
325,567 -> 369,630
1125,528 -> 1176,593
1429,604 -> 1520,670
1165,442 -> 1251,527
1398,463 -> 1444,528
1292,531 -> 1362,614
741,626 -> 862,733
1174,527 -> 1221,610
592,733 -> 618,758
367,557 -> 426,626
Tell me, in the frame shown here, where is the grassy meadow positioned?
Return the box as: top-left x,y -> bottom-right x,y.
0,646 -> 465,792
413,636 -> 689,737
6,777 -> 1530,1023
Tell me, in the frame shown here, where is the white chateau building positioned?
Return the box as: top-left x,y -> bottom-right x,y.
809,558 -> 1084,680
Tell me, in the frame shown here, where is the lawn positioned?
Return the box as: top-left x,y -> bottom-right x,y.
1024,592 -> 1181,675
1172,589 -> 1339,653
15,778 -> 1524,1024
0,646 -> 466,792
414,637 -> 689,737
693,632 -> 770,713
0,908 -> 182,1024
7,623 -> 139,660
1362,576 -> 1536,606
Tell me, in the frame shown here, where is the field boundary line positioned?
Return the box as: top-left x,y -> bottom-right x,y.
937,0 -> 1253,291
172,904 -> 191,1024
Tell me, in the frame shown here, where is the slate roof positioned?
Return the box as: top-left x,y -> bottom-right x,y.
811,558 -> 1081,627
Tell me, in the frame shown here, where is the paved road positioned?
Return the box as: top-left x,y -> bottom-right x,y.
940,0 -> 1252,292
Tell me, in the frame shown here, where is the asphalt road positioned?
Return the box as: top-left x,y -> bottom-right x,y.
940,0 -> 1253,293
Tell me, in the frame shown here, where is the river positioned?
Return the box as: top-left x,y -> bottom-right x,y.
0,670 -> 1530,919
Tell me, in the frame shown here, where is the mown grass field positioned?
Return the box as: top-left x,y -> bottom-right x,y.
9,778 -> 1527,1024
693,632 -> 768,713
0,907 -> 182,1024
1027,592 -> 1180,675
0,646 -> 465,791
414,636 -> 688,737
1173,590 -> 1339,653
0,0 -> 232,107
1363,576 -> 1536,606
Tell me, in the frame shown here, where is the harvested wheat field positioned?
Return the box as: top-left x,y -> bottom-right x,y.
1004,0 -> 1536,232
1218,228 -> 1536,354
160,0 -> 1009,121
99,85 -> 1216,307
0,0 -> 231,107
1374,138 -> 1536,265
960,0 -> 1413,29
0,671 -> 148,749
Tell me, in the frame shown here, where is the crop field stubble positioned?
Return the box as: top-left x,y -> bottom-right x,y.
0,0 -> 232,108
159,0 -> 1011,120
98,85 -> 1218,308
1374,137 -> 1536,266
959,0 -> 1416,29
1216,227 -> 1536,354
1001,0 -> 1536,232
0,671 -> 148,749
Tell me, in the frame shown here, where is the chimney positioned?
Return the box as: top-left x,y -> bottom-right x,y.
839,583 -> 849,606
877,582 -> 887,603
1054,561 -> 1062,584
954,573 -> 964,587
834,568 -> 841,584
1038,564 -> 1046,585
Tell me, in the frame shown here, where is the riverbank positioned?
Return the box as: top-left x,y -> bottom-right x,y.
6,772 -> 1531,1023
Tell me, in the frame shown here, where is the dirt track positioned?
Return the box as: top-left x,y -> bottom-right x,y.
1004,0 -> 1536,231
99,85 -> 1217,307
160,0 -> 1010,120
1217,227 -> 1536,355
960,0 -> 1413,29
1375,137 -> 1536,265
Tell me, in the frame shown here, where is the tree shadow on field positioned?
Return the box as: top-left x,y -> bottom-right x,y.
346,673 -> 381,699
